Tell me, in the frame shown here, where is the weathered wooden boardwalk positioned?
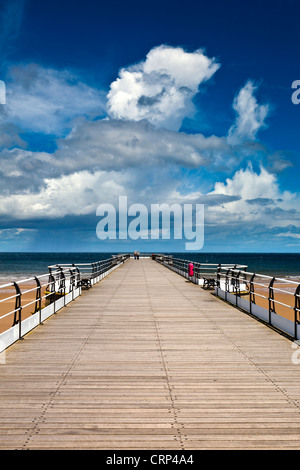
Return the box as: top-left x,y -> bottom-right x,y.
1,257 -> 300,450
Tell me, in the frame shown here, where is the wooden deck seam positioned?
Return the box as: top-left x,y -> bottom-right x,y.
2,258 -> 300,449
198,307 -> 300,413
141,260 -> 185,450
158,263 -> 300,417
22,261 -> 130,449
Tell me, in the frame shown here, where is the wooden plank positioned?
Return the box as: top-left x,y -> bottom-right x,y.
0,258 -> 300,450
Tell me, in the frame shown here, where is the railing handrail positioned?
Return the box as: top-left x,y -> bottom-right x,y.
217,265 -> 300,285
48,253 -> 129,269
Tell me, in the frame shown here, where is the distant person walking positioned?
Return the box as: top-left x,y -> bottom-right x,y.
137,251 -> 140,260
134,251 -> 137,259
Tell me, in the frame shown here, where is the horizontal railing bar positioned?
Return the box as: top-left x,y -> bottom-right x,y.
271,299 -> 294,309
21,299 -> 39,310
0,281 -> 15,289
218,272 -> 300,287
219,268 -> 300,285
0,293 -> 19,303
0,309 -> 18,320
270,287 -> 297,295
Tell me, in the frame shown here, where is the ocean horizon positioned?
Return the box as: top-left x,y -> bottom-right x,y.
0,252 -> 299,282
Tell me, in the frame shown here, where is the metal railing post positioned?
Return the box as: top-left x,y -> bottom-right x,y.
48,273 -> 56,312
216,266 -> 221,295
58,267 -> 66,306
74,267 -> 81,294
249,273 -> 256,315
235,271 -> 240,307
294,284 -> 300,340
225,269 -> 230,301
197,263 -> 201,281
268,277 -> 276,325
69,268 -> 75,300
34,276 -> 42,324
91,263 -> 96,280
12,282 -> 23,340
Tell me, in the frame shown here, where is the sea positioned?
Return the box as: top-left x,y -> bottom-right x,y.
0,252 -> 300,283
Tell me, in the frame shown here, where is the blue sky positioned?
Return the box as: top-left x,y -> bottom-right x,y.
0,0 -> 300,252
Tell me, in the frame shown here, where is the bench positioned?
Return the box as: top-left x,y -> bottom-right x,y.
79,278 -> 92,290
203,278 -> 217,289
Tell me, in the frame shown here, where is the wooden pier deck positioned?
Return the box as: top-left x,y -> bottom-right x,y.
1,257 -> 300,450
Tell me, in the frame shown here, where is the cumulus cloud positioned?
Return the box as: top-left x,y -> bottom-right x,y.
56,118 -> 228,172
1,154 -> 297,231
107,45 -> 220,131
0,117 -> 229,197
227,80 -> 269,145
212,164 -> 277,200
0,43 -> 296,251
0,148 -> 55,194
0,169 -> 129,219
0,120 -> 294,227
207,164 -> 299,227
0,122 -> 228,220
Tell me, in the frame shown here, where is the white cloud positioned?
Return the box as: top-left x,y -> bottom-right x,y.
4,64 -> 106,134
227,80 -> 269,144
55,118 -> 227,172
0,122 -> 25,148
107,45 -> 220,131
0,43 -> 296,246
0,117 -> 228,192
0,115 -> 232,221
0,170 -> 128,219
0,148 -> 299,246
208,164 -> 299,227
276,231 -> 300,239
212,164 -> 277,200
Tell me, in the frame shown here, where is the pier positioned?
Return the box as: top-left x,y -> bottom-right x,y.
1,256 -> 300,449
